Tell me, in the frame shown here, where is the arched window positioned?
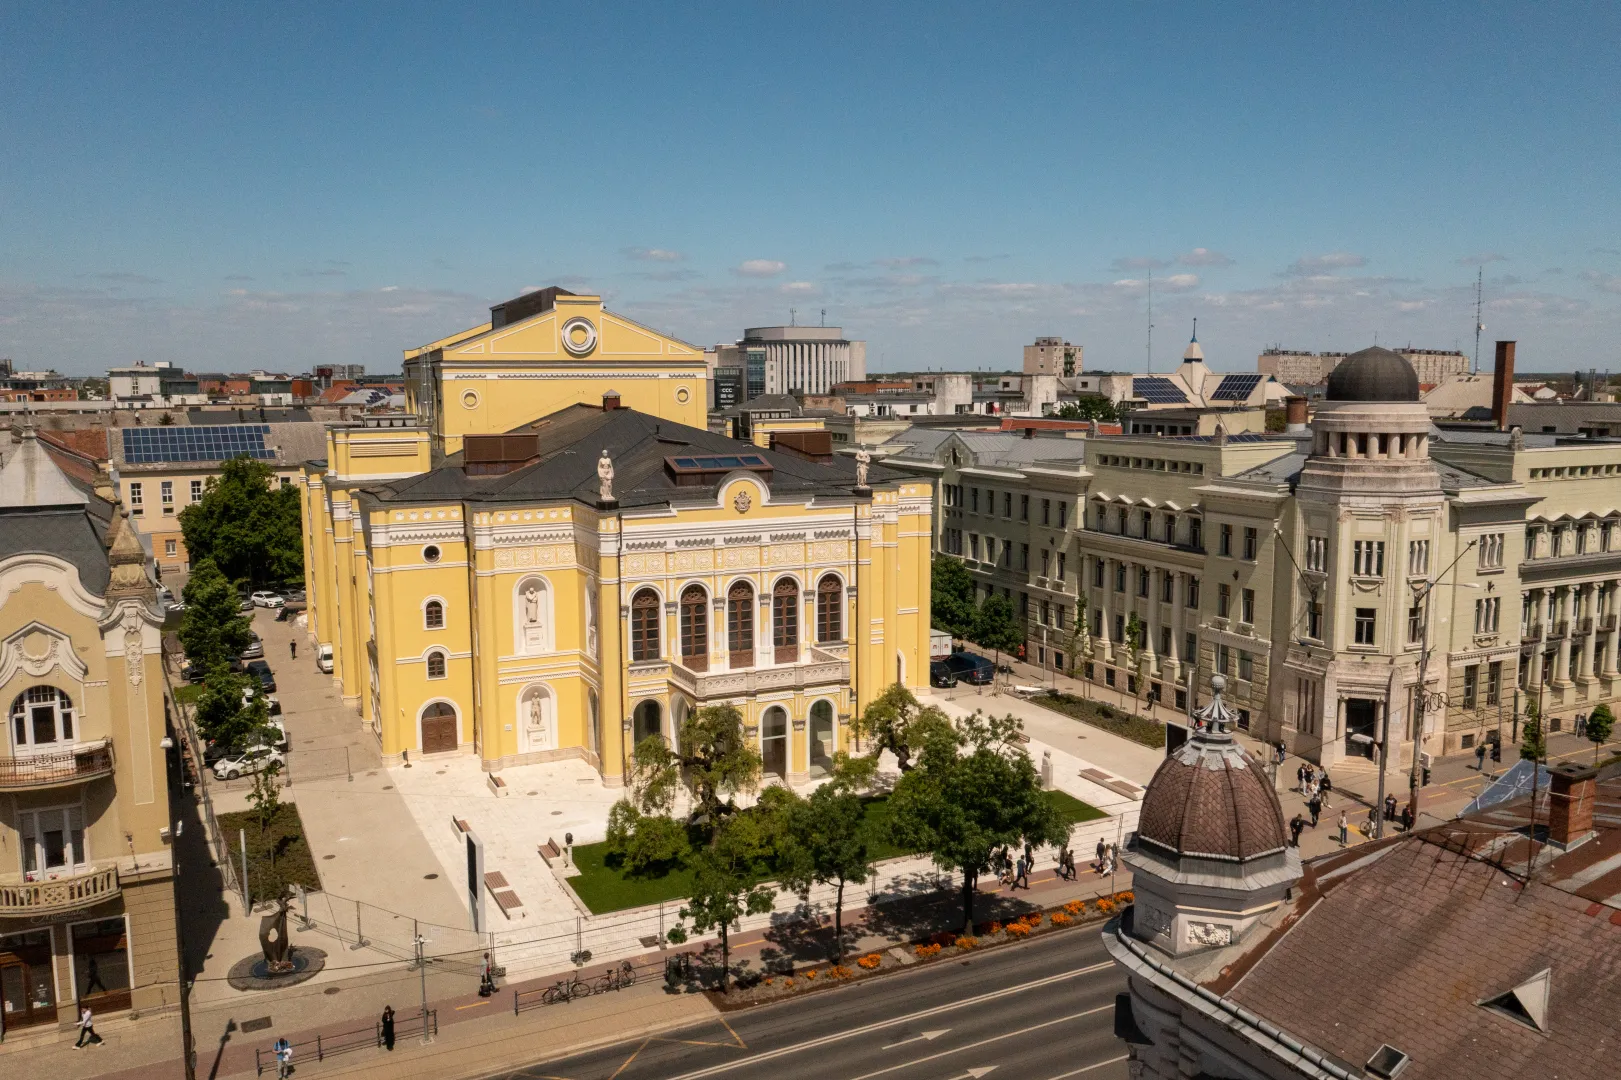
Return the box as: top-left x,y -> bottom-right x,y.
809,700 -> 835,778
728,581 -> 754,669
630,589 -> 661,662
424,600 -> 444,630
761,706 -> 788,780
10,687 -> 74,748
816,575 -> 843,643
426,650 -> 447,679
679,585 -> 708,671
773,578 -> 799,663
632,699 -> 662,747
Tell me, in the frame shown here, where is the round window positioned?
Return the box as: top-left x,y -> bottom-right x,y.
675,387 -> 691,404
461,390 -> 480,409
423,545 -> 441,563
560,316 -> 598,356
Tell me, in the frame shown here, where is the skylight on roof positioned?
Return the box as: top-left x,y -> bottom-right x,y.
1476,968 -> 1551,1033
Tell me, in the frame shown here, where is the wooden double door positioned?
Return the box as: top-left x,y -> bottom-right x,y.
421,703 -> 459,754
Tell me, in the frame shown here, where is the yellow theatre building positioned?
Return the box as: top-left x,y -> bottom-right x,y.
300,288 -> 932,786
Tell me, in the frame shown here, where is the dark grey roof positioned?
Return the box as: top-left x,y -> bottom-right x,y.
0,505 -> 112,593
369,405 -> 883,509
1325,346 -> 1420,402
1235,451 -> 1306,484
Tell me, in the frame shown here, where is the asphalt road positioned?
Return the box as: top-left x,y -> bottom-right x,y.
492,927 -> 1129,1080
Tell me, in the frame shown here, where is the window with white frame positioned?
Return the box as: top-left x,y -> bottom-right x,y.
9,686 -> 75,748
20,805 -> 87,880
165,539 -> 176,558
424,600 -> 445,630
1407,539 -> 1429,576
1463,664 -> 1478,709
190,479 -> 204,501
1477,532 -> 1504,569
426,650 -> 447,679
1241,588 -> 1255,625
1352,540 -> 1385,577
161,480 -> 174,514
128,482 -> 143,516
1305,534 -> 1327,572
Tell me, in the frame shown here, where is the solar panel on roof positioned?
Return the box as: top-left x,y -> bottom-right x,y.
122,424 -> 275,464
1134,377 -> 1189,404
1211,373 -> 1264,401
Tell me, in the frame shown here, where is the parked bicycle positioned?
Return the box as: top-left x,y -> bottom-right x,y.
590,961 -> 636,996
540,973 -> 586,1005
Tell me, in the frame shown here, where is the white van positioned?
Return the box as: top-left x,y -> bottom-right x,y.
317,644 -> 334,673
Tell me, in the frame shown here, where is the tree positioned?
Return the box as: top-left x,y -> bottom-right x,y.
624,705 -> 761,832
1587,703 -> 1615,764
931,556 -> 977,639
179,456 -> 304,589
179,559 -> 252,670
972,593 -> 1024,680
1520,700 -> 1546,762
851,683 -> 955,773
247,754 -> 284,837
775,755 -> 878,960
194,667 -> 264,752
1122,613 -> 1146,715
886,710 -> 1068,931
679,811 -> 776,992
604,800 -> 691,875
1055,395 -> 1119,423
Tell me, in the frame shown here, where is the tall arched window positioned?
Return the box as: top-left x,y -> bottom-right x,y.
630,589 -> 661,662
679,585 -> 708,671
728,581 -> 754,669
10,687 -> 74,748
426,650 -> 447,679
773,578 -> 799,663
816,575 -> 843,643
424,600 -> 444,629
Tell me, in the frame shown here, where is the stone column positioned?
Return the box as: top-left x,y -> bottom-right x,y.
1605,580 -> 1621,678
1098,559 -> 1114,664
1554,586 -> 1573,686
1579,586 -> 1597,681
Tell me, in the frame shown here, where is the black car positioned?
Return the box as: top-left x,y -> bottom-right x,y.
245,659 -> 276,693
929,660 -> 959,688
942,651 -> 995,685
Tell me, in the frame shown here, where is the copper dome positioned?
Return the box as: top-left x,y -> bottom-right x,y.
1326,346 -> 1420,403
1136,679 -> 1289,861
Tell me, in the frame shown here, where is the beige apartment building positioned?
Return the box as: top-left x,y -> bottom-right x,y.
1023,336 -> 1083,377
891,346 -> 1621,768
1259,347 -> 1468,387
0,431 -> 179,1035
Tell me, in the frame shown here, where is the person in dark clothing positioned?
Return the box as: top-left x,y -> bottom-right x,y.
1023,841 -> 1034,872
290,640 -> 297,660
1307,794 -> 1322,827
1400,803 -> 1414,833
1384,794 -> 1398,822
1288,815 -> 1305,847
479,953 -> 496,997
1475,740 -> 1487,770
381,1006 -> 395,1051
1014,856 -> 1030,890
1095,838 -> 1107,872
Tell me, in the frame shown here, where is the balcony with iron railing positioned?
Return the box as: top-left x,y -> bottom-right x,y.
0,864 -> 120,916
0,738 -> 114,792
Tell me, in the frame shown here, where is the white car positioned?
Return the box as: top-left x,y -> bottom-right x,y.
250,591 -> 285,608
212,745 -> 285,781
317,644 -> 333,674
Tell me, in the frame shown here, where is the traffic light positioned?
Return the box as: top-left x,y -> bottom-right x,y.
1490,742 -> 1501,763
1422,765 -> 1432,786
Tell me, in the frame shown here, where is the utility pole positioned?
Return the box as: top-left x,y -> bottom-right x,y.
414,923 -> 431,1044
1145,271 -> 1155,374
1473,267 -> 1485,376
1407,540 -> 1478,826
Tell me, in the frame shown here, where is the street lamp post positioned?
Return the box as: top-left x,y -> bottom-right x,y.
1407,542 -> 1479,828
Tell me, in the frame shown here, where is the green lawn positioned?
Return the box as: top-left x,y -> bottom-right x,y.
567,788 -> 1103,914
173,683 -> 204,706
219,803 -> 322,904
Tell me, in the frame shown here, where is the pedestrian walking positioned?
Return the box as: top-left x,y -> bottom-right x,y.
1475,740 -> 1487,771
1274,741 -> 1287,766
1023,841 -> 1034,872
1289,814 -> 1305,847
1095,838 -> 1107,872
1577,712 -> 1588,738
274,1037 -> 293,1079
74,1005 -> 100,1048
480,952 -> 496,997
1400,803 -> 1414,833
1062,847 -> 1077,880
1015,855 -> 1030,890
1338,812 -> 1349,848
1307,793 -> 1322,828
289,640 -> 297,660
381,1006 -> 395,1051
1296,763 -> 1308,794
1384,794 -> 1398,823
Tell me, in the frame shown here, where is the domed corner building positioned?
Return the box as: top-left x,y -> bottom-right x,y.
1324,344 -> 1422,404
1121,676 -> 1301,958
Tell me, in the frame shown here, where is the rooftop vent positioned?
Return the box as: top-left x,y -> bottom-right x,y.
1476,968 -> 1551,1033
1364,1044 -> 1411,1079
463,433 -> 540,475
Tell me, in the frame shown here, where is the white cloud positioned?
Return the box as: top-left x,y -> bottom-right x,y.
1111,273 -> 1199,294
1581,270 -> 1621,295
735,259 -> 786,278
779,281 -> 819,295
621,247 -> 685,262
874,256 -> 938,269
1178,248 -> 1234,268
1284,252 -> 1367,276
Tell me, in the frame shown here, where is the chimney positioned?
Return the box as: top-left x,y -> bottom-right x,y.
1491,340 -> 1516,431
1285,395 -> 1308,435
1546,762 -> 1598,850
602,391 -> 621,411
1023,425 -> 1035,440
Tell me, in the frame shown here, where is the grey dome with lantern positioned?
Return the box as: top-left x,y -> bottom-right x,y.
1326,346 -> 1420,403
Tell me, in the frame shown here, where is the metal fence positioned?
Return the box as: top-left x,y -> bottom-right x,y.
252,1009 -> 437,1075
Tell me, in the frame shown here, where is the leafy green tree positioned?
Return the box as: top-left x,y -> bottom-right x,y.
604,800 -> 691,875
624,705 -> 761,832
179,558 -> 252,669
774,756 -> 878,960
679,812 -> 776,992
1122,613 -> 1146,715
851,683 -> 955,773
194,667 -> 263,751
247,755 -> 284,837
887,710 -> 1067,931
1586,703 -> 1615,764
931,555 -> 977,639
1520,700 -> 1546,762
972,593 -> 1024,679
1054,395 -> 1119,423
179,456 -> 304,588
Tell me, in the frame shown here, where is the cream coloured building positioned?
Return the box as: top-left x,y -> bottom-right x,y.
302,290 -> 932,787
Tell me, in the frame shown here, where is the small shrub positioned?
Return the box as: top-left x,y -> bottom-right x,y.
1020,913 -> 1044,927
830,965 -> 855,979
1050,911 -> 1073,926
914,942 -> 943,959
763,977 -> 774,986
1096,898 -> 1117,915
857,953 -> 882,970
1064,899 -> 1085,916
1005,922 -> 1031,938
954,935 -> 979,950
803,968 -> 818,980
783,976 -> 795,986
1115,891 -> 1135,904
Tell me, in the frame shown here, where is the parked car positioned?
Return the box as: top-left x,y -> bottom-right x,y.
181,661 -> 207,683
245,659 -> 276,693
213,745 -> 285,781
285,588 -> 307,602
238,597 -> 254,612
317,644 -> 333,674
942,650 -> 995,686
239,635 -> 264,661
929,660 -> 959,688
250,591 -> 285,609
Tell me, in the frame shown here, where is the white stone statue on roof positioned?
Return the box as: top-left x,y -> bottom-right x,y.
854,445 -> 871,488
597,449 -> 614,502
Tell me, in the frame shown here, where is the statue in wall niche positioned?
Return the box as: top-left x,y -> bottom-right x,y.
586,590 -> 599,657
523,585 -> 541,627
854,445 -> 871,489
528,695 -> 544,732
597,449 -> 615,502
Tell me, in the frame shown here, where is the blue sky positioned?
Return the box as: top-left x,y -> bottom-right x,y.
3,3 -> 1619,376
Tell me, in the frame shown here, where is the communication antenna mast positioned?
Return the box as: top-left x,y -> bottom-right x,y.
1473,266 -> 1485,375
1146,270 -> 1155,374
790,307 -> 797,327
820,308 -> 826,327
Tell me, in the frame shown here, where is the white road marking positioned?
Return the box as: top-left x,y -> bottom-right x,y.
1039,1055 -> 1130,1079
660,961 -> 1115,1080
843,1008 -> 1110,1080
880,1029 -> 950,1050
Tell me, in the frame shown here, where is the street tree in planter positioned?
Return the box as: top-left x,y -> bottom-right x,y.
887,710 -> 1067,932
851,683 -> 955,773
194,666 -> 264,753
775,755 -> 879,961
1586,703 -> 1615,764
1520,700 -> 1547,762
179,558 -> 253,670
973,593 -> 1024,685
679,810 -> 776,993
1122,613 -> 1146,716
179,456 -> 304,589
931,556 -> 978,641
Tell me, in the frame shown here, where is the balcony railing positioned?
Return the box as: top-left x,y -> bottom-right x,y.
672,654 -> 850,700
0,865 -> 120,916
1524,623 -> 1544,642
1605,614 -> 1619,632
0,738 -> 114,792
1580,616 -> 1595,635
1556,620 -> 1570,638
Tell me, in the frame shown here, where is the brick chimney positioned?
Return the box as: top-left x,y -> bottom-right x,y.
1491,341 -> 1516,431
1547,761 -> 1598,850
1285,395 -> 1308,434
602,391 -> 621,411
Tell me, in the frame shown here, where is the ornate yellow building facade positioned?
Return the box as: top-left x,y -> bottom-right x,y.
301,290 -> 932,786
